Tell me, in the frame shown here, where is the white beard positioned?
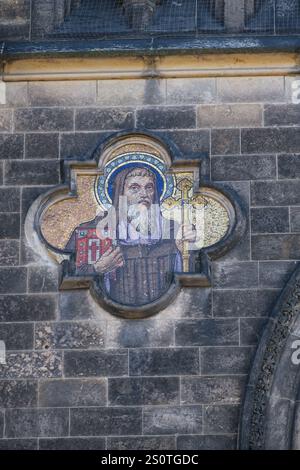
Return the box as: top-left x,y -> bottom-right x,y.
120,203 -> 161,241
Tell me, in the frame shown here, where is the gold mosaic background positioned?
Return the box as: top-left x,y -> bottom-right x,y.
162,172 -> 230,249
108,143 -> 161,160
202,198 -> 230,247
41,172 -> 230,252
41,174 -> 100,250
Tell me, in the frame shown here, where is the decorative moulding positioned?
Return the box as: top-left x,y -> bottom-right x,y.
240,263 -> 300,450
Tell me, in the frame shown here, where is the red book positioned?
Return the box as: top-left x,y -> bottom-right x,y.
75,228 -> 112,268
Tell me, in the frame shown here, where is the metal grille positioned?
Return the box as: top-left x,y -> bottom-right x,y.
48,0 -> 300,39
246,0 -> 300,33
50,0 -> 223,38
2,0 -> 300,41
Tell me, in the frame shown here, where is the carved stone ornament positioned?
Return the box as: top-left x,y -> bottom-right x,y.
28,132 -> 245,319
240,263 -> 300,450
122,0 -> 159,30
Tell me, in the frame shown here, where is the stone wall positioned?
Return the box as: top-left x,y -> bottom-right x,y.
0,74 -> 299,449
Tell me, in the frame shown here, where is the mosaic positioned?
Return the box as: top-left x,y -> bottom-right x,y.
40,141 -> 231,310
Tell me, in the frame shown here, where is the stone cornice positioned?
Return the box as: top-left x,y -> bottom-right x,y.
2,36 -> 300,61
2,36 -> 300,82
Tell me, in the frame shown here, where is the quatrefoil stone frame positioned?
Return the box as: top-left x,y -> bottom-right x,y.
28,130 -> 246,319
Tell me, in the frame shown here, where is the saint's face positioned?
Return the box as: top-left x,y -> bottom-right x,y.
123,174 -> 155,209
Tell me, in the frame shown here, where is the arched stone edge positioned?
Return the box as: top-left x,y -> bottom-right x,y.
239,263 -> 300,450
31,129 -> 247,319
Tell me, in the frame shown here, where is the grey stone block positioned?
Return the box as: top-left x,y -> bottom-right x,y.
60,132 -> 110,159
107,436 -> 175,450
212,261 -> 258,288
39,437 -> 106,450
216,182 -> 251,262
76,108 -> 134,131
157,130 -> 209,158
177,434 -> 237,450
0,188 -> 20,212
162,288 -> 212,319
166,78 -> 216,104
0,240 -> 19,266
264,104 -> 300,126
28,81 -> 96,107
59,290 -> 101,320
0,295 -> 57,322
64,350 -> 128,377
129,348 -> 200,376
5,408 -> 69,438
219,181 -> 249,210
252,234 -> 300,260
25,133 -> 59,160
0,214 -> 20,239
204,405 -> 240,434
136,107 -> 196,129
70,407 -> 142,436
35,321 -> 105,350
212,289 -> 279,318
28,266 -> 58,293
0,267 -> 27,293
108,377 -> 179,406
98,79 -> 166,106
211,155 -> 276,181
0,351 -> 62,379
0,109 -> 12,132
181,376 -> 246,404
291,207 -> 300,232
264,397 -> 293,450
285,76 -> 300,102
251,181 -> 300,206
201,347 -> 254,375
0,410 -> 3,437
278,154 -> 300,179
39,379 -> 107,407
4,82 -> 28,108
0,135 -> 24,160
211,129 -> 240,155
106,319 -> 174,348
0,163 -> 3,185
22,187 -> 51,224
0,380 -> 37,408
0,439 -> 38,450
218,77 -> 284,103
175,319 -> 238,346
16,240 -> 37,266
240,317 -> 269,346
0,322 -> 33,350
143,406 -> 202,435
14,108 -> 74,132
259,261 -> 298,288
289,402 -> 300,449
198,104 -> 262,128
251,207 -> 289,233
5,160 -> 60,185
242,128 -> 300,154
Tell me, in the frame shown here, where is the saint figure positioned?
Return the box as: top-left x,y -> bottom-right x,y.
65,165 -> 195,306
